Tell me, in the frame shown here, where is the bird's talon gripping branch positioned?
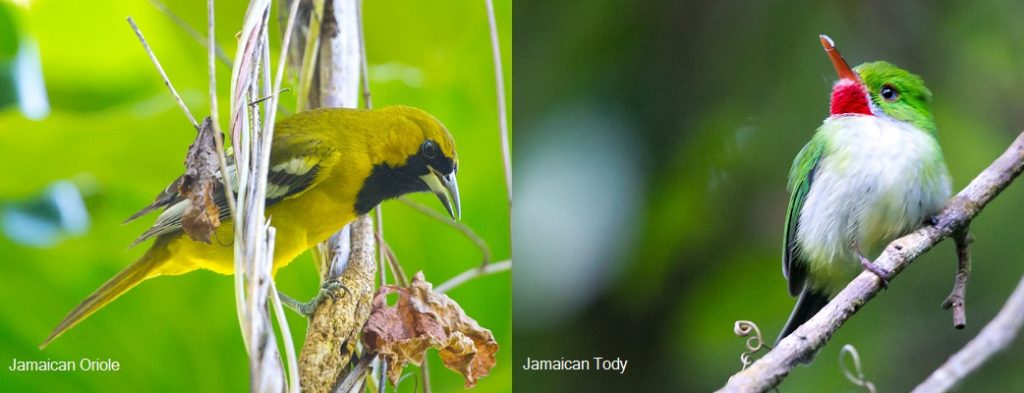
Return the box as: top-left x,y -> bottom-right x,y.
859,255 -> 892,288
277,281 -> 349,318
853,243 -> 892,288
320,280 -> 349,302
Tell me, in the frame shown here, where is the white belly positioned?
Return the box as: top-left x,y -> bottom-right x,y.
796,115 -> 951,288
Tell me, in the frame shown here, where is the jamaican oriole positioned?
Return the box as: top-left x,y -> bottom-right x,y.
41,105 -> 460,347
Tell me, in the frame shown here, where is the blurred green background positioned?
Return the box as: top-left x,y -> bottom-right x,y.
514,1 -> 1024,391
0,0 -> 510,392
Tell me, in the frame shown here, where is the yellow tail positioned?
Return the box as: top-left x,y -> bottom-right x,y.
40,236 -> 172,349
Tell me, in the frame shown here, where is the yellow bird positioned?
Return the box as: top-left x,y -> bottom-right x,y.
42,105 -> 460,348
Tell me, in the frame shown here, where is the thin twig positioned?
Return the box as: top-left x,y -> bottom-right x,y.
269,279 -> 301,393
250,88 -> 291,106
246,5 -> 271,358
334,353 -> 373,393
272,0 -> 301,116
230,28 -> 253,356
357,6 -> 392,381
398,196 -> 493,266
374,217 -> 388,390
356,0 -> 372,108
378,238 -> 408,287
365,357 -> 381,393
421,356 -> 432,393
358,0 -> 386,303
207,0 -> 236,222
203,0 -> 242,350
912,273 -> 1024,393
374,227 -> 387,326
484,0 -> 511,206
266,227 -> 301,393
296,0 -> 325,110
435,260 -> 511,294
718,131 -> 1024,392
377,361 -> 387,393
257,3 -> 303,389
149,0 -> 232,67
376,206 -> 387,286
247,5 -> 287,391
942,228 -> 972,329
126,17 -> 199,130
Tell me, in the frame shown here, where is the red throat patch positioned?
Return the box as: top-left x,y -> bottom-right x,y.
829,79 -> 872,116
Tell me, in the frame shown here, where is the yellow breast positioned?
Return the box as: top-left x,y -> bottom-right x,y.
156,166 -> 362,276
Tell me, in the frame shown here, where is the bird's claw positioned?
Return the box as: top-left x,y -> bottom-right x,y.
853,242 -> 892,289
320,280 -> 348,302
859,257 -> 892,289
278,280 -> 349,318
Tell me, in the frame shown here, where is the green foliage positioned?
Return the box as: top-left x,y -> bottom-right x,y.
0,1 -> 510,392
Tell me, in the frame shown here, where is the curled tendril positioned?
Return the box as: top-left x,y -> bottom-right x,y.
839,344 -> 877,393
734,320 -> 770,370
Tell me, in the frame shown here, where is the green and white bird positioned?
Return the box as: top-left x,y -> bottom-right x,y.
777,35 -> 952,344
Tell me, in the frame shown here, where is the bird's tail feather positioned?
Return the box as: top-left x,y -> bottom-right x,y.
776,287 -> 831,346
40,237 -> 171,349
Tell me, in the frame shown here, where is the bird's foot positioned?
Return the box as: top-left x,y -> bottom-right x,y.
859,256 -> 892,289
925,215 -> 940,226
852,241 -> 892,289
278,280 -> 349,318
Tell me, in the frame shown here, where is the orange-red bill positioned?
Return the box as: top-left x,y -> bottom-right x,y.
819,34 -> 858,81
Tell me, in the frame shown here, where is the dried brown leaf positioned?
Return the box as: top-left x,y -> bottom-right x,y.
363,272 -> 498,388
179,116 -> 222,243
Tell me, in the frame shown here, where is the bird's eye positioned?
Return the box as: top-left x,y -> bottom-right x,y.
421,141 -> 439,159
880,84 -> 898,101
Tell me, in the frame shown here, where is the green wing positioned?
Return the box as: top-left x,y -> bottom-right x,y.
125,136 -> 336,246
782,137 -> 825,297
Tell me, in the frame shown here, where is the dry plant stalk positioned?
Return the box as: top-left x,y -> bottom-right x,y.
230,1 -> 291,392
299,215 -> 377,393
286,1 -> 378,392
128,4 -> 297,391
227,0 -> 302,391
485,0 -> 511,206
942,228 -> 972,329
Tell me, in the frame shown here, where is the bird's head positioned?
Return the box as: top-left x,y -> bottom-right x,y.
356,105 -> 461,220
820,35 -> 936,134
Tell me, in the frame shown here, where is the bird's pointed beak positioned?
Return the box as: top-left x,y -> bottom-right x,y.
820,34 -> 858,81
420,166 -> 461,220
